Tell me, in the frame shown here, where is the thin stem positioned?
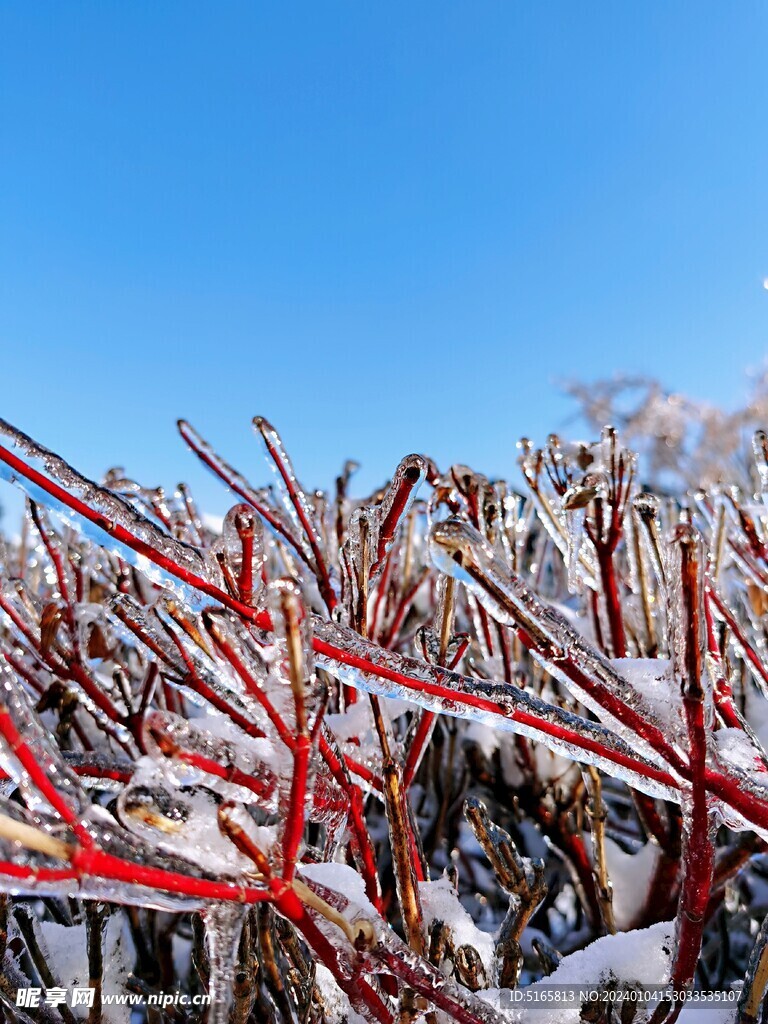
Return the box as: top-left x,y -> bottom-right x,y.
585,767 -> 615,935
253,417 -> 337,612
177,420 -> 309,565
280,587 -> 311,882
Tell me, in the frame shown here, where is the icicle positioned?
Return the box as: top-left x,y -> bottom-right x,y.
203,901 -> 246,1024
564,505 -> 586,594
341,505 -> 380,631
753,430 -> 768,507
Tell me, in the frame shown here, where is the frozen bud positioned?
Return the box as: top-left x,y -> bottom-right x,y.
370,453 -> 426,575
576,443 -> 594,472
562,473 -> 605,511
753,430 -> 768,493
454,944 -> 487,991
450,464 -> 478,497
546,434 -> 564,468
118,782 -> 189,835
666,522 -> 705,698
394,453 -> 426,487
633,491 -> 661,521
429,517 -> 493,574
353,918 -> 376,951
204,505 -> 266,605
416,625 -> 440,663
421,454 -> 441,485
562,485 -> 592,511
668,521 -> 700,549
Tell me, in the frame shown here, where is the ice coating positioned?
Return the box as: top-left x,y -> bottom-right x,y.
369,453 -> 426,578
178,418 -> 306,555
428,517 -> 686,769
253,416 -> 337,614
0,418 -> 227,607
206,503 -> 266,605
312,617 -> 680,800
298,863 -> 509,1024
564,505 -> 587,594
0,661 -> 88,818
143,709 -> 280,803
253,417 -> 318,543
3,410 -> 768,1018
633,491 -> 667,590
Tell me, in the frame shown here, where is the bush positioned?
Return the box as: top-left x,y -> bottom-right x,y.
0,394 -> 766,1023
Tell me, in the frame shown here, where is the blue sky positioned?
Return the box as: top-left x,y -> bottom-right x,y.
1,3 -> 767,519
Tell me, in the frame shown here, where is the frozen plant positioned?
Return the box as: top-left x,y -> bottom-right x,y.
0,408 -> 768,1022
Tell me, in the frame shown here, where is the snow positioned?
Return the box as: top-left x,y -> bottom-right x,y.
715,727 -> 768,776
419,875 -> 496,975
678,1009 -> 736,1023
326,696 -> 413,744
481,922 -> 739,1022
326,700 -> 375,743
544,920 -> 672,989
482,922 -> 672,1022
612,658 -> 680,733
42,914 -> 135,1023
186,714 -> 288,776
464,720 -> 501,762
583,835 -> 659,931
299,860 -> 380,920
746,685 -> 768,750
313,963 -> 367,1024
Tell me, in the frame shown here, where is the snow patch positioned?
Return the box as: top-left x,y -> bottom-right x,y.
419,875 -> 496,975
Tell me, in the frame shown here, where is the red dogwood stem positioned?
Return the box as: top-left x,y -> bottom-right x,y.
664,526 -> 715,1023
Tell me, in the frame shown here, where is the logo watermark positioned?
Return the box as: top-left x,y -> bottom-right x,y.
16,987 -> 212,1010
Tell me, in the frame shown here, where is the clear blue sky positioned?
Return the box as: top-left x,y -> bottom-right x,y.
1,3 -> 767,518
